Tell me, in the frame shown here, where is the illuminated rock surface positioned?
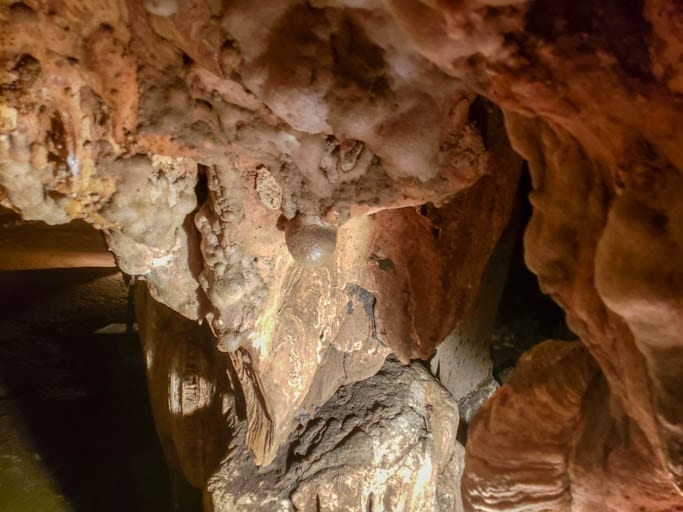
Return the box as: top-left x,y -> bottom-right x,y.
1,1 -> 682,510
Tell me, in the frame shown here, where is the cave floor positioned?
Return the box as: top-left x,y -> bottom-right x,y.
0,268 -> 171,511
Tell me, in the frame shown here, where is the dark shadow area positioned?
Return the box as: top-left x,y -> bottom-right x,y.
0,268 -> 173,511
455,167 -> 576,443
490,168 -> 577,383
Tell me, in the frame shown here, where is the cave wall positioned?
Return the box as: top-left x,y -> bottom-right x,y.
1,1 -> 682,510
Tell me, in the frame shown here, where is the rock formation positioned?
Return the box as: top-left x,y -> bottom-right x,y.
206,358 -> 461,511
1,0 -> 682,510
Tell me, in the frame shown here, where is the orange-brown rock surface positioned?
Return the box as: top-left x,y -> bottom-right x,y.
1,0 -> 683,511
464,341 -> 683,512
206,358 -> 461,512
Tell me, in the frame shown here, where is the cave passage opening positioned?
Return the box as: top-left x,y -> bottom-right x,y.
0,207 -> 178,511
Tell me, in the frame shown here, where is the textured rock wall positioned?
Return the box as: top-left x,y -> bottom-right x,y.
1,1 -> 682,511
449,1 -> 683,509
0,0 -> 520,478
206,358 -> 461,512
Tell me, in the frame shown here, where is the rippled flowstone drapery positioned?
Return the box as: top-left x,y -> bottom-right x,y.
2,1 -> 683,510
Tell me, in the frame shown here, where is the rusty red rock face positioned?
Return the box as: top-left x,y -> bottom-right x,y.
1,0 -> 682,510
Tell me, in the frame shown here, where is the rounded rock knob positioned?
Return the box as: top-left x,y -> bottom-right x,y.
284,214 -> 337,268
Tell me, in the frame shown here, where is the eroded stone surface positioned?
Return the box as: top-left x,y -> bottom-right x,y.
134,285 -> 232,489
206,359 -> 461,512
464,341 -> 683,512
